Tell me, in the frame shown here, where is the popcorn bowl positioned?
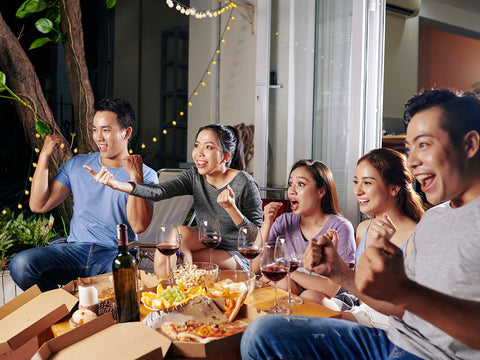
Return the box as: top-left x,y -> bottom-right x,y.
173,262 -> 219,288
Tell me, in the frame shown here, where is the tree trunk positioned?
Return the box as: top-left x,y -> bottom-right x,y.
59,0 -> 96,154
0,11 -> 73,223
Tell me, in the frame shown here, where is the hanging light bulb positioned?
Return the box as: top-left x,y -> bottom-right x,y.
1,209 -> 6,215
141,143 -> 146,149
129,149 -> 133,154
163,129 -> 167,134
180,111 -> 184,116
17,204 -> 22,209
153,137 -> 158,142
194,91 -> 198,96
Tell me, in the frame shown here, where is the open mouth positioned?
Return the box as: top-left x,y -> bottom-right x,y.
290,200 -> 299,211
97,144 -> 107,152
196,160 -> 207,168
358,199 -> 369,206
415,173 -> 435,192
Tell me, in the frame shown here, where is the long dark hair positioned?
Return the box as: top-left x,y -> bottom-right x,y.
290,159 -> 343,216
358,148 -> 424,222
196,124 -> 245,171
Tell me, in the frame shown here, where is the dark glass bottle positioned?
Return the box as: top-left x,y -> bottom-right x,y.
112,224 -> 140,322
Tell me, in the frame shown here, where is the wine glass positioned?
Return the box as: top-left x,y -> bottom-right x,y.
156,224 -> 181,285
260,239 -> 290,315
198,218 -> 222,266
278,235 -> 304,306
237,225 -> 264,288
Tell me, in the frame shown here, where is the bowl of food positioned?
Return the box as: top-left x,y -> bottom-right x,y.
205,270 -> 255,299
205,270 -> 255,321
173,262 -> 219,288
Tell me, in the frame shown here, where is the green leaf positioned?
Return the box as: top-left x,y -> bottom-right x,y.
35,121 -> 50,136
45,8 -> 61,24
35,18 -> 54,34
0,72 -> 6,92
106,0 -> 117,10
29,37 -> 52,50
16,0 -> 47,19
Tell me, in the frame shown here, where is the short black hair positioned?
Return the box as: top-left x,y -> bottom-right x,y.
94,98 -> 135,130
404,89 -> 480,148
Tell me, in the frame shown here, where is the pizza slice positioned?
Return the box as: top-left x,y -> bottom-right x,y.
160,320 -> 248,343
223,282 -> 249,322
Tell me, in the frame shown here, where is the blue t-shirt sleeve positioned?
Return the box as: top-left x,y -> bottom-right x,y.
53,157 -> 74,189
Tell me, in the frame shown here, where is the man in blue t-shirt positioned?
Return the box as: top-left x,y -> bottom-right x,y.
9,98 -> 158,291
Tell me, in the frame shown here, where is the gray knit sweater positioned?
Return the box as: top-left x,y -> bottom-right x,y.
130,167 -> 263,251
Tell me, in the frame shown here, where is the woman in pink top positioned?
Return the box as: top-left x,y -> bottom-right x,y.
254,159 -> 356,308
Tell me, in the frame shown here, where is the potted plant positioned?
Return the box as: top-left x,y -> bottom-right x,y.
0,208 -> 62,305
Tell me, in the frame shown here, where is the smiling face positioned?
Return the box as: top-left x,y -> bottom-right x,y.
192,129 -> 229,177
405,107 -> 465,206
353,160 -> 395,216
92,110 -> 131,167
288,166 -> 324,216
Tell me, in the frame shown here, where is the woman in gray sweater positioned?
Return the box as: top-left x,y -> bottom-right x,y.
86,124 -> 263,275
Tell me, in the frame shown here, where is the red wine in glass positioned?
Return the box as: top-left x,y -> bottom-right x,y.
289,260 -> 300,273
198,219 -> 222,266
239,248 -> 262,260
261,265 -> 288,282
200,236 -> 221,249
156,224 -> 181,284
156,244 -> 180,256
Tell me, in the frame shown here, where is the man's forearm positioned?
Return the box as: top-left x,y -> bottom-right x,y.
396,281 -> 480,349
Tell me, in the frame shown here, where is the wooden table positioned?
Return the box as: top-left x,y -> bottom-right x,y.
246,285 -> 340,318
48,283 -> 340,360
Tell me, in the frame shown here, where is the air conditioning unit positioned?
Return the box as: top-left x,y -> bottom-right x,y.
386,0 -> 421,18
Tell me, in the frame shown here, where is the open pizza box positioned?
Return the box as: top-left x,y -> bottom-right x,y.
166,302 -> 264,358
32,313 -> 171,360
0,285 -> 78,355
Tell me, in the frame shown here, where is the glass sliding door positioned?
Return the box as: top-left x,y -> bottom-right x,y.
254,0 -> 385,226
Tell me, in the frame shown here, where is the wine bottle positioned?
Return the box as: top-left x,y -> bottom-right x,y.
112,224 -> 140,322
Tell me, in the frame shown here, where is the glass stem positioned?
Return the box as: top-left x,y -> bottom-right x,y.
249,260 -> 253,278
274,282 -> 278,309
167,256 -> 172,279
287,272 -> 292,300
209,249 -> 213,265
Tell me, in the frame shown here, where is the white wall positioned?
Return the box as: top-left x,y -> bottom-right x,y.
187,0 -> 257,164
383,0 -> 480,134
383,15 -> 419,124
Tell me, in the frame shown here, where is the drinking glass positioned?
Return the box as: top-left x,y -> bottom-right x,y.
156,224 -> 181,284
237,225 -> 264,288
278,235 -> 304,306
260,240 -> 290,315
198,218 -> 222,266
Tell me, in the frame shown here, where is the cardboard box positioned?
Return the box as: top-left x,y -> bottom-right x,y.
33,313 -> 171,360
0,285 -> 78,355
167,303 -> 263,358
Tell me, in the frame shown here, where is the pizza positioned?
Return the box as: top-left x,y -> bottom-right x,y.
160,320 -> 248,343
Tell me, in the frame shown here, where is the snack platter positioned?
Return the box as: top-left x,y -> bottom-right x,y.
56,265 -> 261,358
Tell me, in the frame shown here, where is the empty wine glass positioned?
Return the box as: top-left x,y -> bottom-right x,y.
237,225 -> 264,288
198,218 -> 222,266
278,235 -> 304,306
156,224 -> 181,285
260,239 -> 290,315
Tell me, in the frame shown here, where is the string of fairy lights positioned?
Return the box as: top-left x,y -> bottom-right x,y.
135,3 -> 238,153
0,1 -> 240,215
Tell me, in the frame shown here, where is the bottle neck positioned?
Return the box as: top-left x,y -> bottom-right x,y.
117,224 -> 129,251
